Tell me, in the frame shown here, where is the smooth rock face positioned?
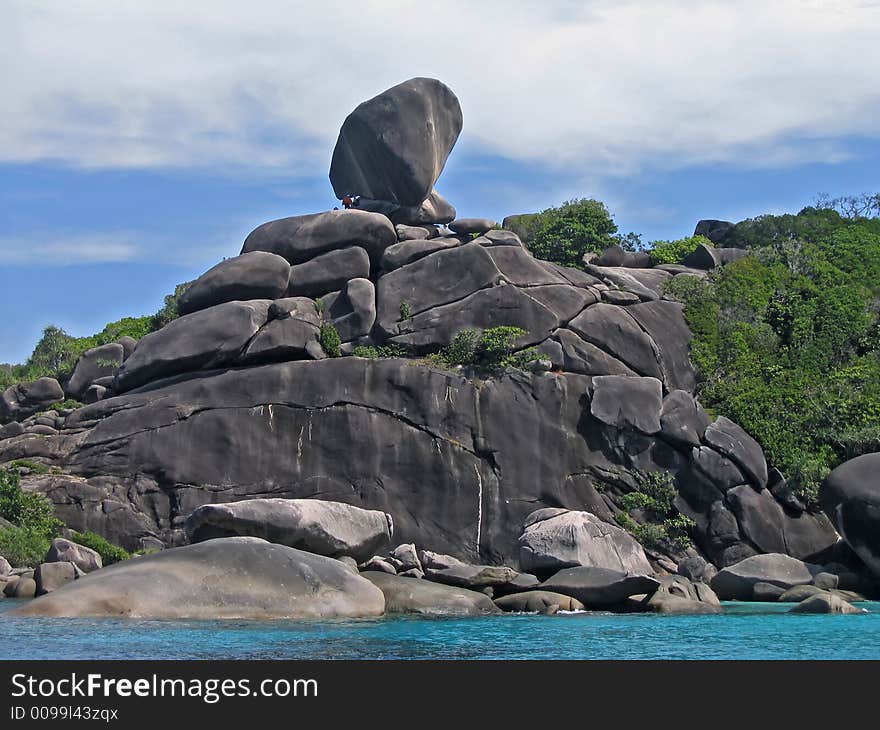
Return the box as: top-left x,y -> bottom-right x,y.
590,375 -> 663,435
177,252 -> 290,315
184,498 -> 393,563
693,220 -> 735,245
536,567 -> 660,608
518,509 -> 652,576
115,300 -> 271,392
643,575 -> 722,614
660,390 -> 711,447
66,344 -> 125,401
362,571 -> 497,615
46,538 -> 103,573
703,416 -> 768,488
820,453 -> 880,578
11,538 -> 386,619
710,553 -> 820,600
242,209 -> 396,265
494,591 -> 585,613
330,78 -> 463,207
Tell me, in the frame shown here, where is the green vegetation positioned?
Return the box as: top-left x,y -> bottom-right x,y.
319,323 -> 342,357
48,399 -> 84,412
399,301 -> 411,320
0,465 -> 62,567
648,235 -> 713,265
671,202 -> 880,502
434,327 -> 537,371
71,530 -> 130,565
351,344 -> 407,359
618,470 -> 694,549
518,198 -> 641,268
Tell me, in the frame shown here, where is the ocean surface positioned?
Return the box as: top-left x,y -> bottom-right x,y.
3,600 -> 880,660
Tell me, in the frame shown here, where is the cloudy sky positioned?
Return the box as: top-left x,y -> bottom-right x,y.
2,0 -> 879,362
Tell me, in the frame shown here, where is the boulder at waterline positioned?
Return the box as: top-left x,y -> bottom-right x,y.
535,566 -> 660,608
10,577 -> 37,599
820,453 -> 880,579
184,498 -> 393,563
34,561 -> 77,595
176,252 -> 291,316
46,538 -> 102,573
330,78 -> 463,207
789,593 -> 866,614
362,571 -> 498,615
710,553 -> 820,601
10,538 -> 386,619
419,549 -> 519,589
494,591 -> 585,613
518,508 -> 652,576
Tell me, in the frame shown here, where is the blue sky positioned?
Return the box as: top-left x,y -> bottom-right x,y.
2,0 -> 879,363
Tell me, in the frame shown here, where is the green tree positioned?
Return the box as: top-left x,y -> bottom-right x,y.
527,198 -> 622,268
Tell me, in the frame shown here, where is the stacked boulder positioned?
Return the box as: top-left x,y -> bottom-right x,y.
0,77 -> 847,585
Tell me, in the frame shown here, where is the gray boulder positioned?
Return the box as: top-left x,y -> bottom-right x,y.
419,549 -> 519,589
567,304 -> 663,379
115,300 -> 271,392
693,220 -> 735,245
594,245 -> 654,269
66,343 -> 125,400
1,377 -> 64,423
494,590 -> 585,613
552,329 -> 636,377
330,78 -> 462,207
390,190 -> 456,226
380,237 -> 458,272
536,566 -> 660,608
0,555 -> 10,576
11,537 -> 385,619
682,243 -> 749,270
643,575 -> 723,614
0,421 -> 24,440
752,581 -> 786,601
242,298 -> 322,363
362,571 -> 498,615
328,278 -> 376,342
177,252 -> 290,315
789,592 -> 866,614
82,384 -> 108,404
184,498 -> 393,563
242,209 -> 396,265
703,416 -> 768,488
46,538 -> 102,573
287,246 -> 370,299
449,218 -> 497,235
820,453 -> 880,578
711,553 -> 820,600
518,509 -> 652,576
389,543 -> 422,572
778,584 -> 824,602
35,561 -> 77,595
118,336 -> 137,360
660,390 -> 711,447
10,576 -> 37,599
361,556 -> 397,574
590,375 -> 663,434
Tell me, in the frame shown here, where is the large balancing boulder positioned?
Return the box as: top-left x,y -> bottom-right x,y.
1,377 -> 64,423
820,453 -> 880,577
66,343 -> 125,400
10,537 -> 386,619
185,498 -> 393,563
518,508 -> 652,576
177,252 -> 291,315
329,77 -> 463,207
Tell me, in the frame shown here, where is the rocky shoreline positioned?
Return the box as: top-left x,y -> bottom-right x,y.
2,77 -> 880,623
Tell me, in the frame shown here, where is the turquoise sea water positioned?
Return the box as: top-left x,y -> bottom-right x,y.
2,600 -> 879,660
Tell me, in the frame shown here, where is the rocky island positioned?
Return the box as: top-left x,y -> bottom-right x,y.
1,78 -> 878,620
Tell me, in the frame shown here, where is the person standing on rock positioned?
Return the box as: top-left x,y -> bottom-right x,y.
342,194 -> 353,209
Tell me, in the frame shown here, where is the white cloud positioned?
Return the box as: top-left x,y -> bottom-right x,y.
0,234 -> 142,265
1,0 -> 879,176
